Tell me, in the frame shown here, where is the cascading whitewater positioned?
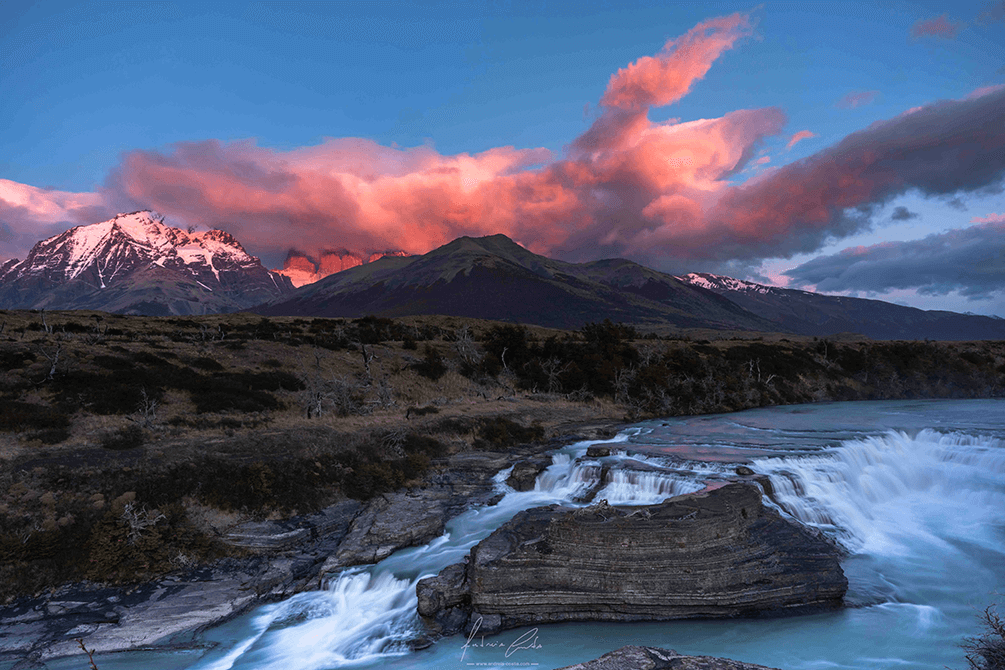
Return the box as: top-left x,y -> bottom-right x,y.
752,428 -> 1005,555
191,439 -> 682,670
598,469 -> 703,504
62,400 -> 1005,670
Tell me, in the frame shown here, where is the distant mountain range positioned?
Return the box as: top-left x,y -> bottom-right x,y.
676,272 -> 1005,341
3,213 -> 1004,339
0,211 -> 292,315
255,234 -> 788,331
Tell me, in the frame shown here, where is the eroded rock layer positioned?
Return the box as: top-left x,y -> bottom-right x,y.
417,483 -> 846,635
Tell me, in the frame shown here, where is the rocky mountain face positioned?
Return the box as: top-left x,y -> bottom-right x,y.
257,234 -> 777,331
678,272 -> 1005,340
275,248 -> 410,287
416,483 -> 847,636
0,211 -> 293,315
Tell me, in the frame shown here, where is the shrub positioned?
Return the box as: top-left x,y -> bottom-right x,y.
0,401 -> 71,433
413,345 -> 447,380
100,425 -> 145,450
475,417 -> 544,448
191,388 -> 282,414
190,356 -> 225,371
962,605 -> 1005,670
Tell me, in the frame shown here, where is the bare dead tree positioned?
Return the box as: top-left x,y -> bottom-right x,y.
39,309 -> 53,335
120,502 -> 165,545
376,376 -> 396,407
453,326 -> 480,367
360,343 -> 375,379
134,387 -> 159,428
541,357 -> 570,394
38,342 -> 62,381
614,366 -> 638,405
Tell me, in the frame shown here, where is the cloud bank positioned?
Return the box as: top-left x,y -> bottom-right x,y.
2,12 -> 1005,278
786,216 -> 1005,299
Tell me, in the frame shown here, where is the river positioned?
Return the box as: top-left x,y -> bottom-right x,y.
46,399 -> 1005,670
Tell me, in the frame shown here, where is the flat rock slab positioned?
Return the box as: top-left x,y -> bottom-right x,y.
323,492 -> 447,572
557,646 -> 782,670
38,573 -> 258,661
418,483 -> 847,635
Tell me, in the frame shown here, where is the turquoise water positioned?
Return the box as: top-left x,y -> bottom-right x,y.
44,400 -> 1005,670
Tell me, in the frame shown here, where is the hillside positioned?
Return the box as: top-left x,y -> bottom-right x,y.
678,272 -> 1005,341
257,234 -> 776,331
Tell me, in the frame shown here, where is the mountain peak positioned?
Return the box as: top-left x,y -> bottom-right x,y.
0,212 -> 292,315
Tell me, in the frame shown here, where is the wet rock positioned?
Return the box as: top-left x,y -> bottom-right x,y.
223,500 -> 361,551
506,456 -> 552,491
556,645 -> 781,670
325,492 -> 447,570
586,446 -> 611,458
417,484 -> 846,635
735,466 -> 755,476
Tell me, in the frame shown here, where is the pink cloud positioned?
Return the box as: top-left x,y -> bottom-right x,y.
967,84 -> 1005,100
911,14 -> 962,39
836,91 -> 879,109
4,12 -> 1005,276
703,86 -> 1005,261
786,130 -> 816,150
599,13 -> 753,111
104,12 -> 790,267
0,179 -> 111,260
972,213 -> 1005,224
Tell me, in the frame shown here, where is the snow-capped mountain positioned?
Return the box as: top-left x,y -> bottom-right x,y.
0,211 -> 293,315
676,271 -> 1005,340
676,272 -> 782,296
274,248 -> 411,287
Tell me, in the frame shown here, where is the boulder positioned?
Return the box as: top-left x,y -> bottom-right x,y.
556,645 -> 781,670
506,456 -> 552,491
416,483 -> 846,635
324,492 -> 446,570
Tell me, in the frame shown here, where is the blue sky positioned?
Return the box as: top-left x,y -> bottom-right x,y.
2,1 -> 1004,313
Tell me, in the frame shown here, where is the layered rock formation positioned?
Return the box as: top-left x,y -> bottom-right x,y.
417,483 -> 846,635
556,645 -> 781,670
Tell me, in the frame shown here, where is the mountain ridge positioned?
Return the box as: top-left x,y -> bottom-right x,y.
676,271 -> 1005,340
0,211 -> 293,315
256,234 -> 780,331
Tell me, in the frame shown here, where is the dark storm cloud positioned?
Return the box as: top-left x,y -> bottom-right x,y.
891,206 -> 919,221
785,217 -> 1005,299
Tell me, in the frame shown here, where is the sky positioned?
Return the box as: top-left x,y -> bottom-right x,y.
2,1 -> 1005,314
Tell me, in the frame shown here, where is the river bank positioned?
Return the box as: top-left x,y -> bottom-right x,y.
4,312 -> 1005,667
18,399 -> 1001,670
0,417 -> 623,667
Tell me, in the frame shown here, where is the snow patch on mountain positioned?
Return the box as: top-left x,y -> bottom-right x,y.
676,272 -> 791,296
4,211 -> 263,287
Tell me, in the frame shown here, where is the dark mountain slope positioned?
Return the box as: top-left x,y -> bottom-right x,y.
256,235 -> 776,331
678,272 -> 1005,340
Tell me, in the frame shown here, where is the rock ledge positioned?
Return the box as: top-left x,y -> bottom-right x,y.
417,483 -> 846,635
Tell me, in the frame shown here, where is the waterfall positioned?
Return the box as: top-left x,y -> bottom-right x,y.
752,428 -> 1005,555
598,469 -> 703,504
